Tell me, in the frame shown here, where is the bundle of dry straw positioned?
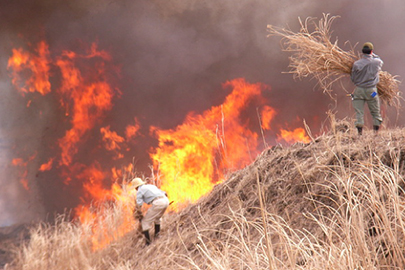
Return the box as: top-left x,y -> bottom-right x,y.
267,14 -> 401,107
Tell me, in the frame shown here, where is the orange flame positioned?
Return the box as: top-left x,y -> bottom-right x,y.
125,119 -> 141,140
7,41 -> 51,96
8,40 -> 133,250
55,44 -> 119,167
100,126 -> 125,159
12,155 -> 36,190
260,105 -> 277,130
39,158 -> 54,171
11,158 -> 24,166
71,163 -> 138,250
111,163 -> 134,181
150,78 -> 271,210
75,178 -> 136,250
8,39 -> 316,250
278,128 -> 310,144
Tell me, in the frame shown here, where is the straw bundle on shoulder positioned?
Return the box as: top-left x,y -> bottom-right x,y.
267,14 -> 401,107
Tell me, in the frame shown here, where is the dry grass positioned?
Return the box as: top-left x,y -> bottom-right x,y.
267,14 -> 401,107
8,216 -> 94,269
5,123 -> 405,269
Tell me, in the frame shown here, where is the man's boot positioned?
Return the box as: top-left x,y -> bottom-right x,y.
142,230 -> 151,246
357,126 -> 363,135
154,224 -> 161,238
373,125 -> 380,132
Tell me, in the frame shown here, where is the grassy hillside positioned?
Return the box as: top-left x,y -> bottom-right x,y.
5,123 -> 405,269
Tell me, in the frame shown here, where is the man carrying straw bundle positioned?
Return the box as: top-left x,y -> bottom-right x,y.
267,14 -> 401,133
350,42 -> 383,135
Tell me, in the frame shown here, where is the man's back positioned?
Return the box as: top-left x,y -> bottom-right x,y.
351,54 -> 383,88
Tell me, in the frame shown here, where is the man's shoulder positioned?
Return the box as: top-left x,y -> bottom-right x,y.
352,58 -> 365,68
354,55 -> 382,66
374,57 -> 383,63
371,56 -> 383,67
353,59 -> 361,64
141,184 -> 159,190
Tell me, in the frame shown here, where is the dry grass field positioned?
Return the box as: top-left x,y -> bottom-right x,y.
3,122 -> 405,270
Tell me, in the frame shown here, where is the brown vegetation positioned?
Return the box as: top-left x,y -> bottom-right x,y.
0,224 -> 31,269
3,122 -> 405,269
267,14 -> 401,107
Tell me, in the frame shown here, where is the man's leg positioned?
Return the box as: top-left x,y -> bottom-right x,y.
142,230 -> 151,246
352,98 -> 365,133
367,95 -> 382,130
154,224 -> 161,238
141,211 -> 154,245
142,197 -> 169,240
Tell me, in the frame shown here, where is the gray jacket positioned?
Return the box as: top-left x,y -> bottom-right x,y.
351,54 -> 383,88
136,184 -> 166,206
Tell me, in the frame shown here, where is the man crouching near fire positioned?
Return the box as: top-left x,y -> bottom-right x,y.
131,177 -> 169,246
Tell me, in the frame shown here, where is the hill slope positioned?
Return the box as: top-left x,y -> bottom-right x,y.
5,124 -> 405,269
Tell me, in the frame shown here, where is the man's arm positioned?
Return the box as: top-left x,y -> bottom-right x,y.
372,53 -> 384,66
134,204 -> 143,220
134,189 -> 144,220
136,188 -> 145,207
350,62 -> 358,83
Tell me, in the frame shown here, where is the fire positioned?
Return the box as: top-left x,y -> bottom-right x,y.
7,38 -> 313,250
150,78 -> 272,210
75,178 -> 136,250
51,44 -> 135,249
12,158 -> 29,190
72,164 -> 138,250
39,158 -> 54,171
278,128 -> 311,144
7,41 -> 51,96
100,126 -> 125,159
7,40 -> 132,250
11,158 -> 24,166
111,163 -> 134,181
55,45 -> 119,167
12,155 -> 36,190
260,105 -> 277,130
125,119 -> 141,140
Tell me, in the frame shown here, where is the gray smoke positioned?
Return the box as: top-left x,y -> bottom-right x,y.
0,0 -> 404,226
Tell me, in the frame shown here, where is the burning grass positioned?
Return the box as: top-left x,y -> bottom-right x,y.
267,14 -> 402,108
5,124 -> 405,269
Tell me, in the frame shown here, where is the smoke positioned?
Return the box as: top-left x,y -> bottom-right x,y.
0,0 -> 404,225
0,76 -> 46,226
